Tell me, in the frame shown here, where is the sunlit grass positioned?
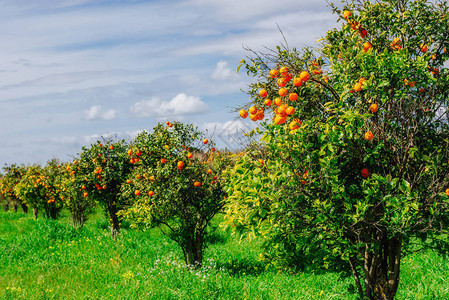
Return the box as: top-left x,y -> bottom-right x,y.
0,209 -> 448,299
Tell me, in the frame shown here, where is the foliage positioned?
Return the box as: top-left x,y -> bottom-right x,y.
0,164 -> 26,212
71,139 -> 132,234
13,161 -> 64,219
227,0 -> 449,299
120,122 -> 231,266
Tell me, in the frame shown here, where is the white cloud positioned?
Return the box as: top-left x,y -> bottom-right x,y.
85,105 -> 116,120
211,61 -> 237,80
130,93 -> 208,118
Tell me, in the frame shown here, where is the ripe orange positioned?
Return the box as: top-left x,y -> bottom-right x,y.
369,103 -> 379,113
289,93 -> 299,101
127,149 -> 133,156
286,106 -> 295,115
446,188 -> 449,196
126,179 -> 131,184
187,152 -> 193,159
274,115 -> 287,125
194,181 -> 201,187
391,38 -> 401,50
353,82 -> 362,92
361,168 -> 370,178
249,114 -> 258,121
160,158 -> 166,164
259,89 -> 268,98
274,97 -> 283,106
83,192 -> 88,197
293,77 -> 303,86
239,109 -> 249,118
177,161 -> 184,170
269,69 -> 279,78
342,10 -> 351,19
277,78 -> 287,87
299,71 -> 310,82
82,185 -> 86,190
363,42 -> 372,52
207,169 -> 212,174
264,99 -> 272,106
102,185 -> 107,190
203,139 -> 208,144
278,88 -> 288,97
109,145 -> 114,150
258,159 -> 264,165
148,191 -> 154,196
249,106 -> 257,115
289,120 -> 301,130
420,43 -> 428,53
364,131 -> 374,141
135,190 -> 141,196
279,66 -> 289,76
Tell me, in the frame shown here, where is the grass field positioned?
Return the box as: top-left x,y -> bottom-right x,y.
0,209 -> 448,299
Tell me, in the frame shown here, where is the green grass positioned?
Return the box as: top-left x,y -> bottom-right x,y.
0,209 -> 448,299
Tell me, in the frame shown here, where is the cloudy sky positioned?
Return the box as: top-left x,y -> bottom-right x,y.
0,0 -> 337,167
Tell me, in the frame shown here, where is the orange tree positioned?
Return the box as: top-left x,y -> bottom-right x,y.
119,122 -> 230,267
226,0 -> 449,299
73,139 -> 132,236
14,161 -> 64,219
1,164 -> 27,213
60,160 -> 96,229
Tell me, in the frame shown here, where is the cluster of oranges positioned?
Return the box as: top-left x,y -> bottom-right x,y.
239,66 -> 311,129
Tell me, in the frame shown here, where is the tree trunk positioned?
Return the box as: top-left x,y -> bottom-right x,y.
183,224 -> 204,268
108,204 -> 120,237
71,209 -> 86,229
20,202 -> 28,214
33,208 -> 38,219
12,203 -> 18,212
3,202 -> 9,211
362,237 -> 402,300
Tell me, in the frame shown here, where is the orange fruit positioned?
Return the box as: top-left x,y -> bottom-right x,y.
277,78 -> 287,87
109,145 -> 114,150
274,115 -> 287,125
362,42 -> 372,52
274,97 -> 283,106
82,185 -> 86,190
149,176 -> 155,181
369,103 -> 379,113
361,168 -> 370,178
177,161 -> 184,170
446,188 -> 449,196
259,89 -> 268,98
207,169 -> 212,174
249,114 -> 258,121
391,38 -> 401,50
269,69 -> 279,78
127,149 -> 133,156
135,190 -> 141,196
364,131 -> 374,141
342,10 -> 351,19
194,181 -> 201,187
264,99 -> 272,106
239,109 -> 248,118
249,106 -> 257,114
293,77 -> 303,86
83,192 -> 88,197
160,158 -> 166,164
299,71 -> 310,82
187,152 -> 193,159
286,106 -> 295,115
278,88 -> 288,97
353,82 -> 362,92
102,185 -> 107,190
420,43 -> 428,53
279,66 -> 289,76
408,81 -> 415,87
203,139 -> 208,144
148,191 -> 154,196
289,93 -> 299,101
258,159 -> 264,165
130,158 -> 135,164
289,120 -> 301,130
126,179 -> 131,184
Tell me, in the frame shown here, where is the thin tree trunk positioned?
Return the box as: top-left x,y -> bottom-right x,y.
20,202 -> 28,214
33,208 -> 38,219
3,202 -> 9,211
108,204 -> 120,237
363,237 -> 402,300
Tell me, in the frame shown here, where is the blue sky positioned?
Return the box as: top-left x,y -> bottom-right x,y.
0,0 -> 337,167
